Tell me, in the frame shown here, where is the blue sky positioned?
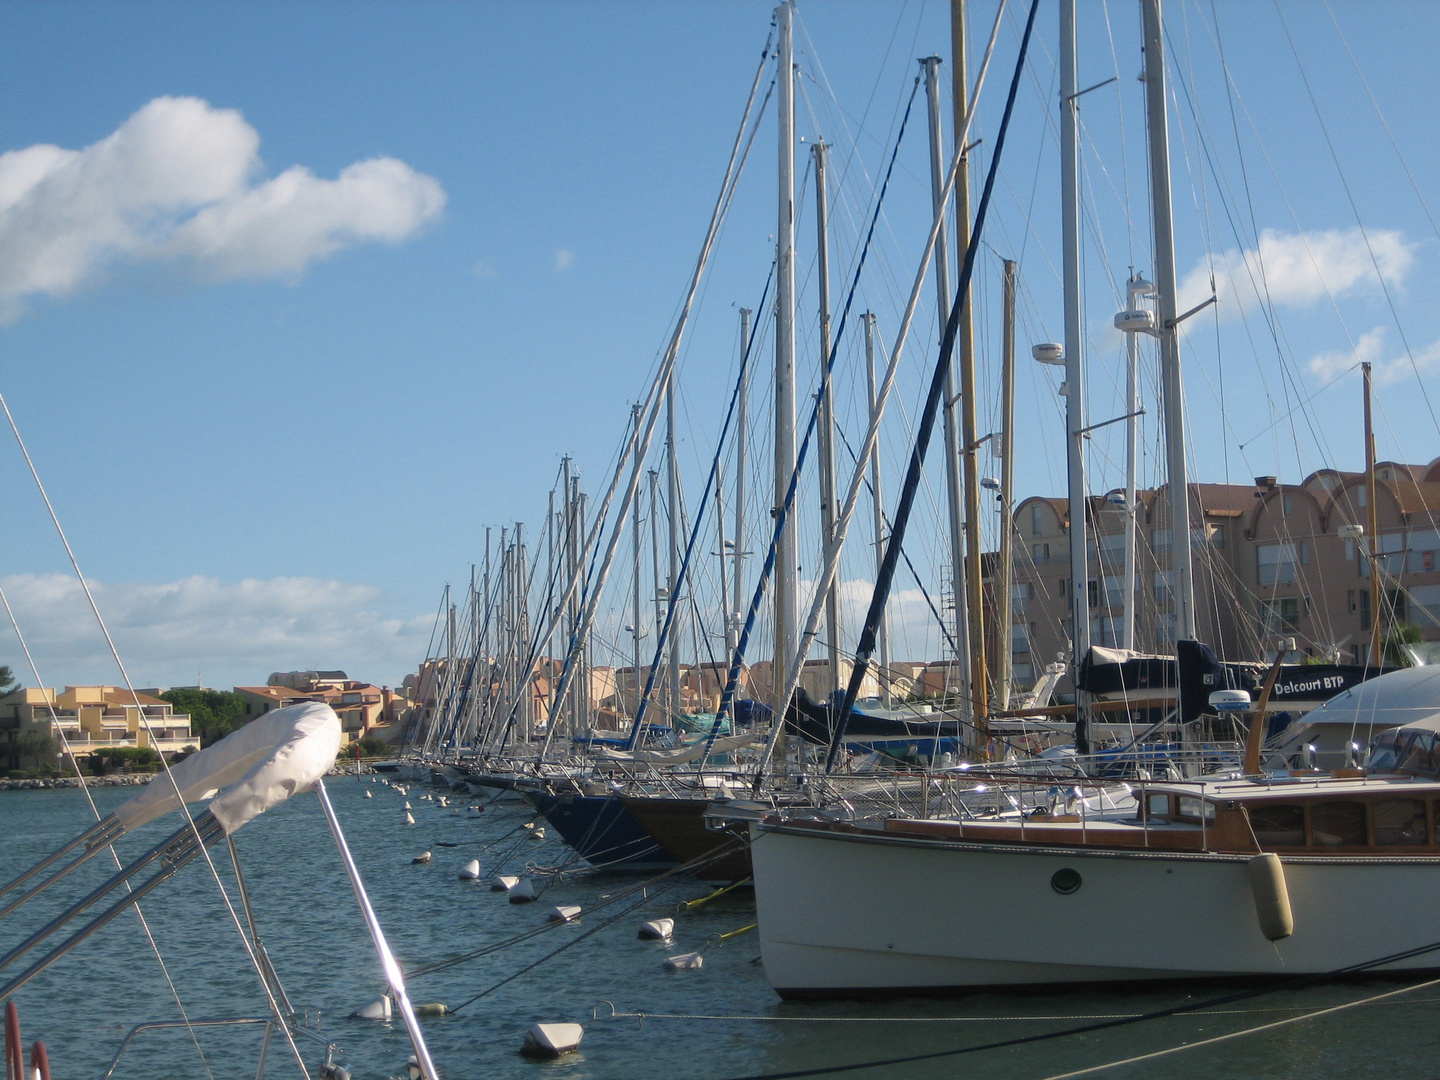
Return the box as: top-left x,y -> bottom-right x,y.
0,1 -> 1437,689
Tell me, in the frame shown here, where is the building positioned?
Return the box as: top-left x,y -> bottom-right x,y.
0,686 -> 195,771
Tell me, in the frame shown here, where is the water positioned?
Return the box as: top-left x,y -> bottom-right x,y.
4,777 -> 1439,1079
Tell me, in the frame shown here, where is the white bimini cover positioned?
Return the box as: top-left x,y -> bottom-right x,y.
112,701 -> 342,834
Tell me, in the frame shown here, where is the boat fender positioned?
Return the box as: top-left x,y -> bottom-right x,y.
520,1022 -> 584,1058
318,1064 -> 351,1080
351,995 -> 392,1020
548,905 -> 582,923
638,918 -> 675,941
458,859 -> 481,881
413,1003 -> 448,1017
664,951 -> 704,971
492,875 -> 520,892
1247,853 -> 1294,941
528,827 -> 546,840
508,877 -> 538,903
411,851 -> 431,864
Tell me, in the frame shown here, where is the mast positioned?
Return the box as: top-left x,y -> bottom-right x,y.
864,312 -> 891,707
666,378 -> 683,720
1060,0 -> 1089,693
773,0 -> 798,730
1364,361 -> 1382,666
1122,274 -> 1154,651
1142,0 -> 1195,643
921,54 -> 973,722
733,307 -> 751,654
997,259 -> 1016,708
814,139 -> 841,696
630,405 -> 644,716
648,468 -> 663,710
950,1 -> 988,725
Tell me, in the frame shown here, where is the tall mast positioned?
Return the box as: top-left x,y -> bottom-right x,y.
997,259 -> 1017,709
1364,361 -> 1381,666
648,468 -> 663,710
1121,274 -> 1154,651
1060,0 -> 1090,733
864,311 -> 891,707
773,0 -> 798,727
514,524 -> 530,743
950,1 -> 988,724
814,139 -> 841,696
1142,0 -> 1195,643
733,307 -> 751,654
666,377 -> 683,720
630,405 -> 644,716
921,54 -> 973,721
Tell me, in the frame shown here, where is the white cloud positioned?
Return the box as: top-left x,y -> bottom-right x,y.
1178,227 -> 1414,320
0,573 -> 431,690
472,258 -> 496,279
0,96 -> 445,318
554,247 -> 575,272
1308,325 -> 1440,387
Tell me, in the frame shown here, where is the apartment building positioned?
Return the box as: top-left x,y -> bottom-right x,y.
0,686 -> 195,770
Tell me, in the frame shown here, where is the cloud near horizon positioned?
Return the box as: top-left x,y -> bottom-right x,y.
0,96 -> 446,319
1308,325 -> 1440,387
1178,226 -> 1414,321
0,573 -> 433,690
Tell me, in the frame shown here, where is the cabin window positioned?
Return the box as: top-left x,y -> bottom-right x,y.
1249,804 -> 1305,846
1311,802 -> 1367,846
1146,793 -> 1170,819
1398,731 -> 1440,776
1176,796 -> 1216,823
1372,800 -> 1428,845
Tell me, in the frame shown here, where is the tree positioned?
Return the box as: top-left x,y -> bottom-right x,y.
0,665 -> 22,696
14,729 -> 55,770
159,689 -> 247,747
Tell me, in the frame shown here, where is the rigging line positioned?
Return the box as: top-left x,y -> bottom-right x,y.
824,0 -> 1040,773
1272,0 -> 1440,440
0,390 -> 314,1080
1320,0 -> 1440,245
0,582 -> 217,1080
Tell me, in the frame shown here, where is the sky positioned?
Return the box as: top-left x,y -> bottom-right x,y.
0,0 -> 1437,690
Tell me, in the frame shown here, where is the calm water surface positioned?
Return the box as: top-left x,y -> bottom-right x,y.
3,776 -> 1437,1079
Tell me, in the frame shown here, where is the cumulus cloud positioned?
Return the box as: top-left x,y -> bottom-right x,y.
0,573 -> 432,689
1178,227 -> 1414,320
0,96 -> 445,318
1308,326 -> 1440,387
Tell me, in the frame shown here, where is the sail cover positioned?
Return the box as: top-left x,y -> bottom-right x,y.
112,701 -> 342,834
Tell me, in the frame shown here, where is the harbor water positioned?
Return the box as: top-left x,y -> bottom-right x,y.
4,775 -> 1438,1079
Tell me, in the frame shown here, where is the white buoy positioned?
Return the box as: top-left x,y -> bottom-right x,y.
548,905 -> 582,923
352,995 -> 392,1020
405,1054 -> 422,1080
458,860 -> 481,881
638,918 -> 674,941
402,801 -> 412,810
363,790 -> 373,799
520,1023 -> 584,1058
664,951 -> 704,971
522,822 -> 535,830
437,797 -> 448,807
528,826 -> 546,840
492,875 -> 520,892
508,878 -> 538,904
403,811 -> 415,825
412,851 -> 432,864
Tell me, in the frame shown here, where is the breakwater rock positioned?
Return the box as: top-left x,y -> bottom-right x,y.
0,774 -> 156,791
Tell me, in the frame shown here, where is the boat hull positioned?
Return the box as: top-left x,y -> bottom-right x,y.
618,795 -> 752,881
526,792 -> 675,870
750,821 -> 1440,995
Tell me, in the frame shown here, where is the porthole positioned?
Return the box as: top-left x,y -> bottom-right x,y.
1051,867 -> 1082,895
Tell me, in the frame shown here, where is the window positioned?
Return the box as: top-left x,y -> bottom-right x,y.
1012,662 -> 1034,684
1096,533 -> 1126,566
1209,524 -> 1226,549
1373,800 -> 1427,846
1011,623 -> 1030,653
1154,570 -> 1175,604
1410,584 -> 1440,628
1176,796 -> 1216,822
1088,579 -> 1099,609
1360,589 -> 1372,631
1151,528 -> 1171,551
1358,487 -> 1368,508
1283,492 -> 1294,516
1102,575 -> 1124,607
1032,542 -> 1050,564
1249,804 -> 1305,846
1345,539 -> 1355,561
1405,529 -> 1440,573
1361,532 -> 1406,576
1090,615 -> 1122,647
1257,542 -> 1301,585
1011,581 -> 1032,615
1311,802 -> 1366,846
1260,597 -> 1302,633
1031,504 -> 1044,535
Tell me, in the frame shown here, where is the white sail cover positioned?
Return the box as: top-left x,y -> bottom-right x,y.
112,701 -> 342,834
1293,666 -> 1440,732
